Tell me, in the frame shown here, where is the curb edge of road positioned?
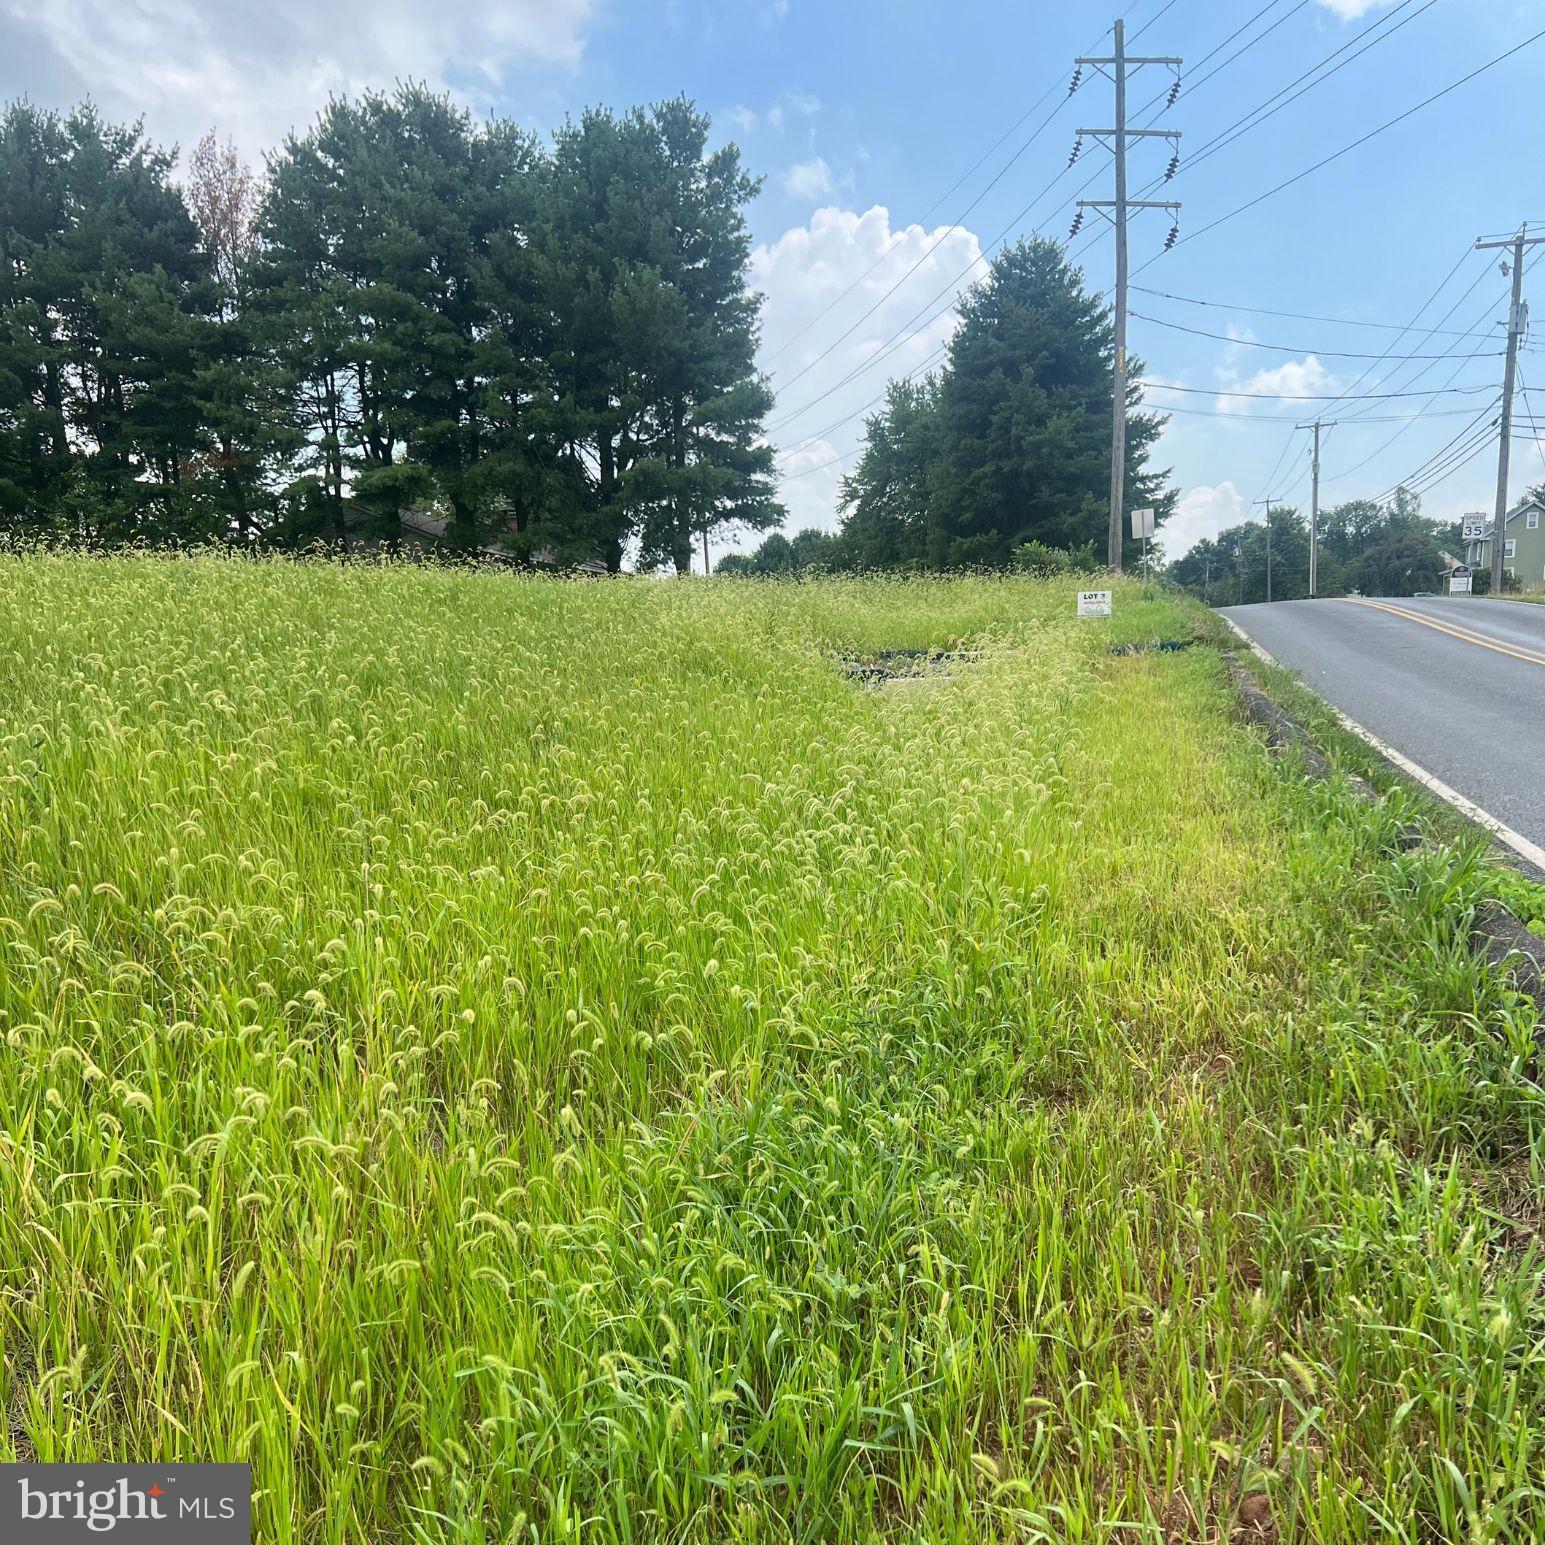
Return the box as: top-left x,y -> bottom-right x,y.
1220,614 -> 1545,877
1218,611 -> 1545,1019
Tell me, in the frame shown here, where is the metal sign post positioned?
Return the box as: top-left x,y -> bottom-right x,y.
1130,507 -> 1155,584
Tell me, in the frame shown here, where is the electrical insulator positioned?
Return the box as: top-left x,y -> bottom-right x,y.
1164,154 -> 1180,182
1166,79 -> 1181,108
1163,222 -> 1180,252
1067,135 -> 1082,167
1068,66 -> 1083,96
1068,210 -> 1084,240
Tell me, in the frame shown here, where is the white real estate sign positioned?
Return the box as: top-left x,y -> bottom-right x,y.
1450,575 -> 1472,594
1077,590 -> 1113,618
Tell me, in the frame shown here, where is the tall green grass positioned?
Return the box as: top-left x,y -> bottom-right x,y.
0,556 -> 1540,1542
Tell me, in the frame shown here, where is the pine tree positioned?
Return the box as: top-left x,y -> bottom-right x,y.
929,238 -> 1170,567
0,103 -> 215,541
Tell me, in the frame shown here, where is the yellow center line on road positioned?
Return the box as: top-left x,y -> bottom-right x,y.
1342,597 -> 1545,667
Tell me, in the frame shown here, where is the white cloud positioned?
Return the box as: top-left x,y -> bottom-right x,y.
753,204 -> 986,534
0,0 -> 598,161
1218,354 -> 1337,413
729,89 -> 821,138
1315,0 -> 1384,17
781,157 -> 841,201
1161,481 -> 1246,559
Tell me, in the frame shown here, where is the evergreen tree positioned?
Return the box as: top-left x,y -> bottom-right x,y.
2,89 -> 782,562
631,99 -> 779,574
836,376 -> 942,569
541,101 -> 780,572
837,240 -> 1171,570
929,238 -> 1170,566
0,102 -> 215,540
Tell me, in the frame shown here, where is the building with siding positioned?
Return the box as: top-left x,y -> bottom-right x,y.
1463,495 -> 1545,592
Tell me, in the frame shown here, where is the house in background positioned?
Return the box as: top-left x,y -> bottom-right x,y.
1463,494 -> 1545,591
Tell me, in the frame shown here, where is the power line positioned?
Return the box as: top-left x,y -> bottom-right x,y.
774,0 -> 1286,435
774,345 -> 946,461
1180,0 -> 1432,180
1129,0 -> 1183,45
1372,404 -> 1499,501
1517,366 -> 1545,475
1129,310 -> 1502,361
769,1 -> 1303,442
1140,0 -> 1304,117
1128,288 -> 1501,342
760,22 -> 1113,371
1322,252 -> 1495,424
774,346 -> 944,483
1254,425 -> 1302,506
1140,26 -> 1545,264
1155,400 -> 1497,424
1073,0 -> 1428,275
1323,281 -> 1511,484
1393,423 -> 1500,501
1143,380 -> 1499,402
766,89 -> 1078,397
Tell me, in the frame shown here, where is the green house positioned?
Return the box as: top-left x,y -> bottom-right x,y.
1464,494 -> 1545,592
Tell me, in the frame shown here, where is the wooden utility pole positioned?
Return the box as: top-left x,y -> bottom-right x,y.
1475,226 -> 1543,593
1296,418 -> 1334,596
1253,497 -> 1275,604
1075,22 -> 1181,572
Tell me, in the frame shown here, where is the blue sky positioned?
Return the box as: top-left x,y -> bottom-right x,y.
5,0 -> 1544,561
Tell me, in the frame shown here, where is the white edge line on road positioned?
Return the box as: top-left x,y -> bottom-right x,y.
1220,613 -> 1545,872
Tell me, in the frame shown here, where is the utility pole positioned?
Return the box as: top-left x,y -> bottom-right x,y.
1253,497 -> 1275,604
1073,23 -> 1181,572
1475,225 -> 1542,594
1295,418 -> 1334,597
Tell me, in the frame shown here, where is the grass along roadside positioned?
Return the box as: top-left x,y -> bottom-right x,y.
0,556 -> 1541,1542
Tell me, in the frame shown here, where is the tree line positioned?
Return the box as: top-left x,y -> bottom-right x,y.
1164,491 -> 1479,603
721,237 -> 1173,574
0,89 -> 782,571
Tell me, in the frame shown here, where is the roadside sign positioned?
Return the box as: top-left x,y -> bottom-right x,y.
1129,507 -> 1155,539
1462,516 -> 1488,541
1450,574 -> 1472,595
1077,590 -> 1112,618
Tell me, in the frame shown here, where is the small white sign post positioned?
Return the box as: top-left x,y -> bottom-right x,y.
1077,590 -> 1113,618
1130,507 -> 1155,581
1461,516 -> 1488,542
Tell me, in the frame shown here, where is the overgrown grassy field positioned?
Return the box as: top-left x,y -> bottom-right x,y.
1,556 -> 1541,1543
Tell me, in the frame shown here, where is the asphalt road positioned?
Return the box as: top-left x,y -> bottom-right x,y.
1221,596 -> 1545,849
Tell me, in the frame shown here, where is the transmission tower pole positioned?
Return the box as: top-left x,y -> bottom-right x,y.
1296,418 -> 1334,597
1475,226 -> 1543,594
1074,23 -> 1181,572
